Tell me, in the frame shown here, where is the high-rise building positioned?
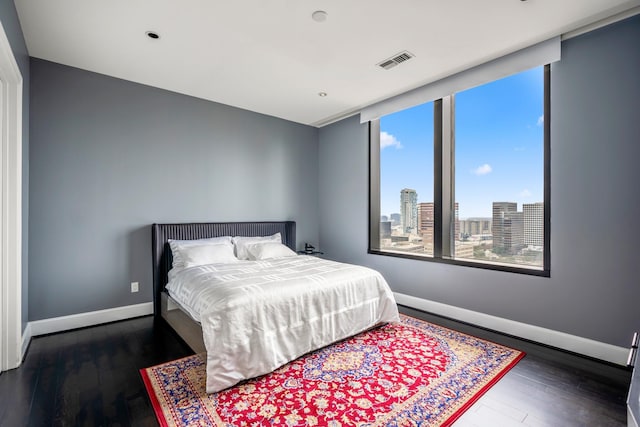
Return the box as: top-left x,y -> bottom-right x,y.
380,221 -> 392,238
454,203 -> 460,241
418,202 -> 460,242
417,202 -> 434,254
380,215 -> 389,222
417,202 -> 434,238
523,202 -> 544,247
460,218 -> 492,236
390,213 -> 401,225
492,202 -> 524,253
400,189 -> 418,234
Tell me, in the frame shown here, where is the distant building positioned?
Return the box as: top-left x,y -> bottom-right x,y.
523,203 -> 544,246
400,189 -> 418,234
454,203 -> 460,241
417,203 -> 434,239
454,241 -> 475,259
390,213 -> 401,225
417,202 -> 434,253
460,218 -> 492,236
492,202 -> 524,254
380,215 -> 389,222
380,221 -> 392,238
417,202 -> 459,243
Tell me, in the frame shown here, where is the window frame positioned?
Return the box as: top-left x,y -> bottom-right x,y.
368,65 -> 550,277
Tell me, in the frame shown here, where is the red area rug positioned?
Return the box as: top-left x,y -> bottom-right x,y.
141,315 -> 524,426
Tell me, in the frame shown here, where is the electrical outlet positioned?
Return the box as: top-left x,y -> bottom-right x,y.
131,282 -> 139,293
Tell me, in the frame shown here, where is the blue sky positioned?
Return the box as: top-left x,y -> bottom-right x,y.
380,66 -> 544,218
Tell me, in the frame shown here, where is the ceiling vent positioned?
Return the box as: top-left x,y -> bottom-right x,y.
377,51 -> 414,70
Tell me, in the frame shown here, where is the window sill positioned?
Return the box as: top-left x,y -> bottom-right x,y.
368,249 -> 550,277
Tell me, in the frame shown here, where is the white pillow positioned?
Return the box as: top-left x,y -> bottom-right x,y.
232,233 -> 282,260
169,236 -> 232,268
180,243 -> 238,268
246,242 -> 297,260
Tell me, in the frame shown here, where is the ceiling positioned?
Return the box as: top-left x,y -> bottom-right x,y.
14,0 -> 640,127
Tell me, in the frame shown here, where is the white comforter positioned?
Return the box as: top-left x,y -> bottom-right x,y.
166,255 -> 399,393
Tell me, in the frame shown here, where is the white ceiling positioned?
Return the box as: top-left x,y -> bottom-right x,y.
14,0 -> 640,127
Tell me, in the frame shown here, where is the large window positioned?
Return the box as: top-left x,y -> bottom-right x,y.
370,66 -> 549,276
378,102 -> 434,256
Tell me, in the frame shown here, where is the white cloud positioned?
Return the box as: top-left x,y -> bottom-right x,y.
380,131 -> 402,150
537,115 -> 544,127
473,164 -> 492,176
519,189 -> 532,198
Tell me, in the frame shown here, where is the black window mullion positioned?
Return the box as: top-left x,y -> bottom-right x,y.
543,64 -> 551,274
369,120 -> 381,252
433,100 -> 443,259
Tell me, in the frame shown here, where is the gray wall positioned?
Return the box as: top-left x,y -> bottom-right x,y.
29,58 -> 318,320
0,2 -> 30,331
318,15 -> 640,348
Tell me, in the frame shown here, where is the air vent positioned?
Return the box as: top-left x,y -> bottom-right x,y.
377,51 -> 414,70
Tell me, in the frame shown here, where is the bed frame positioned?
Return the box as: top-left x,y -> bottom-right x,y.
151,221 -> 296,352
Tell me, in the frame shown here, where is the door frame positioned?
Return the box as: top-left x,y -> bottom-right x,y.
0,21 -> 23,372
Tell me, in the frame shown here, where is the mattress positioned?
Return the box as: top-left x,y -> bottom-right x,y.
166,255 -> 400,393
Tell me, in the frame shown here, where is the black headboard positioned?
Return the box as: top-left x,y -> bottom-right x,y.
152,221 -> 296,317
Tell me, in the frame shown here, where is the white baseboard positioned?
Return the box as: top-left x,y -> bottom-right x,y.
21,323 -> 32,361
28,302 -> 154,337
22,296 -> 628,365
394,292 -> 629,366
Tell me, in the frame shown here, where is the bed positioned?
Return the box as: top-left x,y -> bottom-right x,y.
152,221 -> 399,393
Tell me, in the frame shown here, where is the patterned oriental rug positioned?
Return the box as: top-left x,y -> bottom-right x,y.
141,315 -> 524,426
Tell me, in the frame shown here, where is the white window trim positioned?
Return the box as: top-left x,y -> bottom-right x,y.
0,21 -> 23,372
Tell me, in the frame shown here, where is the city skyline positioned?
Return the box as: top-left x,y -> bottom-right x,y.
384,192 -> 542,237
383,200 -> 542,221
380,193 -> 544,268
379,66 -> 544,218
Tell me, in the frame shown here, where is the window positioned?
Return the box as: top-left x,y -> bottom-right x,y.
376,102 -> 434,257
370,66 -> 550,276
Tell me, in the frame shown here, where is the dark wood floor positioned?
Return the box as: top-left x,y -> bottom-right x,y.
398,306 -> 631,426
0,307 -> 631,426
0,316 -> 193,426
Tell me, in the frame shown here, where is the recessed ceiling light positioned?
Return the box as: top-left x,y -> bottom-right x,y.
312,11 -> 328,22
318,92 -> 328,97
146,31 -> 160,40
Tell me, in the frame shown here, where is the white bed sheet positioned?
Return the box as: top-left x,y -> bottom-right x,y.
166,255 -> 400,393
